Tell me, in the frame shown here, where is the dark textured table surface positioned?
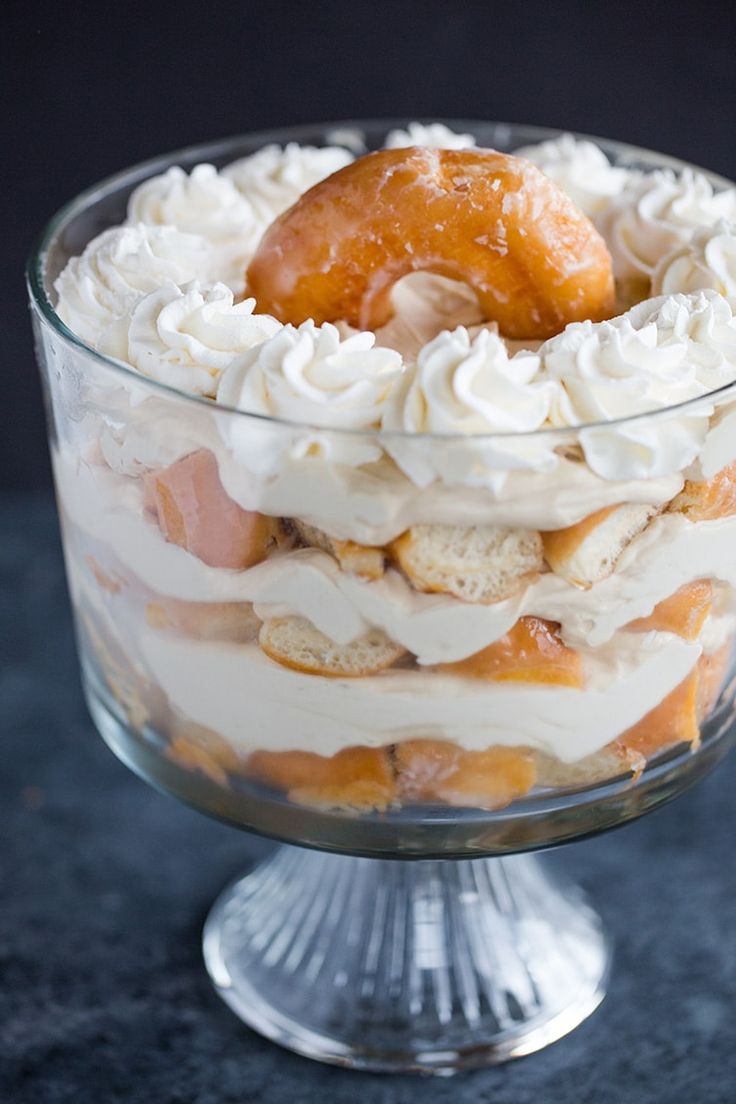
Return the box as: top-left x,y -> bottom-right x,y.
3,494 -> 736,1104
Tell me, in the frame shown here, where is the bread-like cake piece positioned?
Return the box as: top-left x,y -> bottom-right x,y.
246,746 -> 396,810
438,616 -> 583,688
259,616 -> 405,676
293,519 -> 385,580
667,461 -> 736,522
393,740 -> 536,810
542,504 -> 658,588
627,580 -> 713,641
390,524 -> 544,604
146,598 -> 261,643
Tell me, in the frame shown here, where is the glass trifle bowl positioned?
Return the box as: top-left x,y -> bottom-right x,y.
27,120 -> 736,1073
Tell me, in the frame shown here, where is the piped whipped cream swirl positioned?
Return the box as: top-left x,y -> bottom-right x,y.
652,220 -> 736,298
384,122 -> 476,149
217,321 -> 403,471
383,328 -> 559,487
597,169 -> 736,283
641,290 -> 736,391
542,291 -> 736,478
223,143 -> 353,223
515,133 -> 630,216
126,281 -> 281,397
54,224 -> 210,358
127,164 -> 261,288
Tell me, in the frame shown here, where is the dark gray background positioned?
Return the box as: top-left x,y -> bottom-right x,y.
5,0 -> 736,491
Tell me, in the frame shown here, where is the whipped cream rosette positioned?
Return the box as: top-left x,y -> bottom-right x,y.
125,281 -> 280,397
541,291 -> 736,479
597,168 -> 736,283
127,164 -> 263,288
383,327 -> 561,489
223,143 -> 354,223
54,223 -> 211,358
384,121 -> 476,149
652,220 -> 736,298
217,320 -> 402,473
515,133 -> 630,216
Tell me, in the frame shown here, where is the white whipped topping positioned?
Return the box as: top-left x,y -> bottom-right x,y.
596,169 -> 736,283
217,321 -> 402,471
223,143 -> 353,223
126,281 -> 281,397
540,291 -> 736,478
384,122 -> 476,149
127,164 -> 261,288
383,328 -> 559,487
637,291 -> 736,393
652,220 -> 736,299
139,627 -> 700,761
514,133 -> 630,215
54,224 -> 210,358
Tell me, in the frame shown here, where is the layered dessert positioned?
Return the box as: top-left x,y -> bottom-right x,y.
47,123 -> 736,813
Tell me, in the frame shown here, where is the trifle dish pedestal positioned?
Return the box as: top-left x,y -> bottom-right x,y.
28,120 -> 736,1073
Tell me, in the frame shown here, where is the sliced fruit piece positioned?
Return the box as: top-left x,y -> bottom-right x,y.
627,580 -> 713,641
533,744 -> 645,787
616,670 -> 700,758
390,523 -> 543,604
143,449 -> 276,569
394,740 -> 536,810
146,598 -> 261,643
165,722 -> 243,788
246,746 -> 396,810
259,616 -> 405,676
542,503 -> 658,588
438,616 -> 583,688
293,519 -> 385,579
667,461 -> 736,522
697,641 -> 733,720
85,554 -> 126,594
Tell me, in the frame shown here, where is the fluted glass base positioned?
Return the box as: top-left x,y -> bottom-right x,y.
203,846 -> 610,1073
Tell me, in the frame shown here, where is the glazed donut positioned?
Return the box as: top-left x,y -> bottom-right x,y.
246,147 -> 615,339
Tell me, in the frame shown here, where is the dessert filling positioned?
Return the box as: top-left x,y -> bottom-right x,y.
49,123 -> 736,811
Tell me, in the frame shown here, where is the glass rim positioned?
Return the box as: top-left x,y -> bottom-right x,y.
25,117 -> 736,444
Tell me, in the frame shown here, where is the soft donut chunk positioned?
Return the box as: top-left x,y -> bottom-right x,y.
246,147 -> 615,339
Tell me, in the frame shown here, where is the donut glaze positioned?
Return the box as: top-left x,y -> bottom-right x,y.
246,147 -> 615,339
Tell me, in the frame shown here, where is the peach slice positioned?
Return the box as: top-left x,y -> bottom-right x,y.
627,580 -> 713,641
668,461 -> 736,522
143,449 -> 275,569
85,554 -> 126,595
438,616 -> 583,688
394,740 -> 536,810
166,722 -> 244,788
616,670 -> 700,758
697,641 -> 733,720
246,746 -> 396,810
